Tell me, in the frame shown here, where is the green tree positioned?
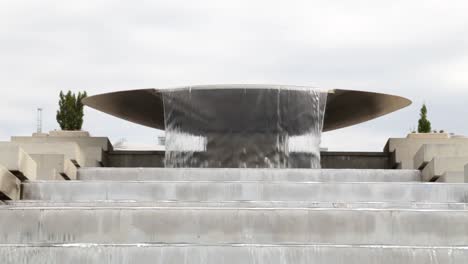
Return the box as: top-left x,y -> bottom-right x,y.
417,104 -> 431,133
56,90 -> 87,130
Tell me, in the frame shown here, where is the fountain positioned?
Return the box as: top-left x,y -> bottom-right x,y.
4,85 -> 465,263
82,84 -> 411,168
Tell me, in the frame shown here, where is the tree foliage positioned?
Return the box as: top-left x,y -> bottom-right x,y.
56,90 -> 87,130
417,104 -> 431,133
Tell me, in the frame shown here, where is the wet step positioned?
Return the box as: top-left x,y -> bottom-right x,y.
78,168 -> 422,182
1,207 -> 468,245
1,244 -> 467,264
6,200 -> 468,210
22,181 -> 468,203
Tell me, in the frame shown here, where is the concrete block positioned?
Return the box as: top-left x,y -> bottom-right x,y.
64,159 -> 78,180
12,134 -> 111,167
49,130 -> 90,137
422,157 -> 468,182
0,165 -> 20,200
0,142 -> 37,180
0,244 -> 467,264
466,164 -> 468,183
437,171 -> 465,183
21,181 -> 468,203
414,144 -> 468,170
15,142 -> 85,167
0,207 -> 468,245
29,154 -> 65,180
385,136 -> 468,169
406,133 -> 450,139
7,200 -> 468,210
12,133 -> 111,151
78,168 -> 422,182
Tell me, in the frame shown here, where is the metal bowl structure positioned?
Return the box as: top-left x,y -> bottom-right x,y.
83,85 -> 411,168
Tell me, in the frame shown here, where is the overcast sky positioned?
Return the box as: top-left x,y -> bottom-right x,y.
1,0 -> 468,151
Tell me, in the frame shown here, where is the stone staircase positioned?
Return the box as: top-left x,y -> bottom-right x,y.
1,168 -> 468,263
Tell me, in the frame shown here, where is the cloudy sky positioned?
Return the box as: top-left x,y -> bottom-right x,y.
1,0 -> 468,151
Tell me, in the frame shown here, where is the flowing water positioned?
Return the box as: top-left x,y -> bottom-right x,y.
162,86 -> 327,168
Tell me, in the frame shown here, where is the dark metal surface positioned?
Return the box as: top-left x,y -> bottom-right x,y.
82,85 -> 411,132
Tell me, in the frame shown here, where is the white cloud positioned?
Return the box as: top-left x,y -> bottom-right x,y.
1,0 -> 468,149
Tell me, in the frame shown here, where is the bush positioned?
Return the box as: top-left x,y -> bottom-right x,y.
56,90 -> 87,130
417,104 -> 431,133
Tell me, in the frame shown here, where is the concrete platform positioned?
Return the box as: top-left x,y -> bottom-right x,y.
0,207 -> 468,245
78,168 -> 422,182
7,200 -> 468,209
414,144 -> 468,170
1,244 -> 467,264
422,157 -> 468,181
3,167 -> 468,263
21,181 -> 468,203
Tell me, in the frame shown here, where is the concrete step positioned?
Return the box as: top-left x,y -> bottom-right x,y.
0,207 -> 467,245
438,172 -> 465,183
78,168 -> 422,182
1,244 -> 467,264
6,200 -> 468,209
22,181 -> 468,203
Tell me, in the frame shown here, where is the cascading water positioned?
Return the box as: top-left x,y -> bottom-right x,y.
162,86 -> 328,168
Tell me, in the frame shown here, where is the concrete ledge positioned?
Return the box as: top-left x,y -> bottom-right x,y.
0,142 -> 37,181
414,144 -> 468,170
407,133 -> 451,139
49,130 -> 90,137
0,165 -> 20,200
78,168 -> 422,182
422,157 -> 468,182
422,156 -> 468,182
12,134 -> 111,167
7,200 -> 468,209
21,181 -> 468,203
385,137 -> 468,169
437,171 -> 465,183
0,244 -> 467,264
1,208 -> 468,245
465,164 -> 468,183
15,142 -> 85,167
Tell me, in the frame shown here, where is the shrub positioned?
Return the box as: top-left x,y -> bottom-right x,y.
56,90 -> 87,130
417,104 -> 431,133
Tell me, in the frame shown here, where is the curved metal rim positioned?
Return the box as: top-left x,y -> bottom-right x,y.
82,86 -> 412,132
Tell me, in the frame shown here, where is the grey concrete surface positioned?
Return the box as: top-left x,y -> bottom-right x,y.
4,166 -> 468,262
414,144 -> 468,170
0,143 -> 37,180
385,135 -> 468,169
0,165 -> 20,200
78,168 -> 422,182
29,154 -> 65,181
6,200 -> 468,209
13,142 -> 85,167
0,207 -> 467,245
422,157 -> 468,181
11,133 -> 111,167
22,181 -> 468,203
465,164 -> 468,183
1,244 -> 467,264
437,172 -> 465,183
